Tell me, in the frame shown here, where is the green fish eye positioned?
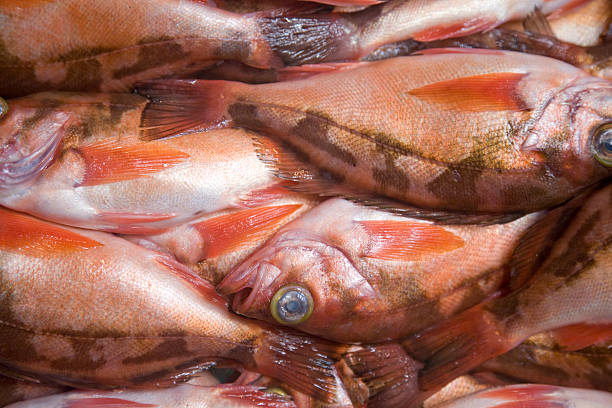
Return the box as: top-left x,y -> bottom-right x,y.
0,97 -> 8,120
270,285 -> 313,325
593,123 -> 612,167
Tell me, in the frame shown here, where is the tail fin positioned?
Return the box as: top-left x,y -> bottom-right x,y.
402,305 -> 509,394
258,13 -> 357,65
254,328 -> 350,403
135,80 -> 236,141
342,343 -> 424,408
0,111 -> 71,189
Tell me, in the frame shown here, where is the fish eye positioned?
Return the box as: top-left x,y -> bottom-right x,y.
0,98 -> 8,120
270,285 -> 313,325
593,123 -> 612,167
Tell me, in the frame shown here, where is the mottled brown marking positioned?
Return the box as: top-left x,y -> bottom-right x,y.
501,182 -> 553,210
214,29 -> 251,62
0,39 -> 44,98
129,369 -> 172,385
485,292 -> 520,321
228,102 -> 267,131
49,338 -> 105,370
291,114 -> 357,166
109,93 -> 145,124
20,98 -> 62,133
112,37 -> 186,79
372,153 -> 409,192
122,339 -> 190,365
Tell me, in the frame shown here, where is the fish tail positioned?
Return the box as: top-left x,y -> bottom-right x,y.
342,343 -> 424,408
254,329 -> 349,403
136,79 -> 238,141
402,304 -> 509,394
0,111 -> 72,189
257,13 -> 357,65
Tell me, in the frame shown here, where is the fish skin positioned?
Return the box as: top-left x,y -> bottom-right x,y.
480,334 -> 612,391
422,375 -> 499,408
4,384 -> 297,408
0,92 -> 278,233
0,207 -> 353,403
396,183 -> 612,406
139,51 -> 612,215
0,0 -> 282,98
218,197 -> 545,343
126,192 -> 320,286
259,0 -> 591,64
0,376 -> 66,407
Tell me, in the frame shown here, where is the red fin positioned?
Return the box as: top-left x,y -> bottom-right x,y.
359,220 -> 464,261
0,207 -> 102,256
238,182 -> 297,207
549,323 -> 612,351
343,343 -> 424,408
155,254 -> 227,306
136,80 -> 234,141
193,205 -> 302,259
408,72 -> 530,112
217,385 -> 296,407
413,17 -> 499,42
277,62 -> 368,81
403,305 -> 510,393
75,140 -> 189,186
64,397 -> 157,407
416,47 -> 505,56
256,330 -> 347,403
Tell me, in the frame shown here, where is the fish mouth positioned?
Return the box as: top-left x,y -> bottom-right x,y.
218,261 -> 282,315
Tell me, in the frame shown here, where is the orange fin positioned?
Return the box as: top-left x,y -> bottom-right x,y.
193,205 -> 302,259
217,385 -> 296,407
96,212 -> 176,234
74,140 -> 189,186
136,80 -> 234,141
237,182 -> 297,208
549,323 -> 612,351
412,17 -> 499,42
277,62 -> 368,81
65,397 -> 157,408
358,220 -> 464,261
408,72 -> 531,112
155,254 -> 228,307
0,207 -> 102,256
343,344 -> 424,408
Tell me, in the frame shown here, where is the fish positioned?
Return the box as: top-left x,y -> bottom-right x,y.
127,191 -> 320,285
138,50 -> 612,219
4,384 -> 296,408
0,206 -> 371,403
255,0 -> 593,65
218,196 -> 581,343
0,0 -> 285,98
0,376 -> 66,407
422,375 -> 501,408
433,384 -> 612,408
0,92 -> 279,233
480,326 -> 612,391
342,183 -> 612,407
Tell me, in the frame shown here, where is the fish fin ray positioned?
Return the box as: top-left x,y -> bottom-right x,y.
358,220 -> 464,261
412,17 -> 499,42
549,323 -> 612,351
523,8 -> 555,36
64,397 -> 158,408
407,72 -> 531,112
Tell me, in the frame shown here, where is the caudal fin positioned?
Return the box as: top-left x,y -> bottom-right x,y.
136,80 -> 236,141
342,343 -> 424,408
403,305 -> 510,394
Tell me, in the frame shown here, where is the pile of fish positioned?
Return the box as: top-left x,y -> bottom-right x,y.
0,0 -> 611,407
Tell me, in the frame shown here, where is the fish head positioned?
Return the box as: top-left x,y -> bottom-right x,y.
522,77 -> 612,186
218,229 -> 377,342
0,95 -> 73,190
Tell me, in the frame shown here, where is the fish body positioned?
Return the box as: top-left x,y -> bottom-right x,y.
0,207 -> 349,402
128,191 -> 319,285
0,0 -> 281,98
139,51 -> 612,216
260,0 -> 591,64
0,93 -> 277,233
5,384 -> 296,408
0,376 -> 65,407
219,198 -> 548,343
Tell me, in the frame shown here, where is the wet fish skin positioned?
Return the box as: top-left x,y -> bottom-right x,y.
5,384 -> 296,408
0,207 -> 350,402
0,92 -> 278,233
219,198 -> 547,343
0,0 -> 281,98
139,51 -> 612,215
0,376 -> 66,407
